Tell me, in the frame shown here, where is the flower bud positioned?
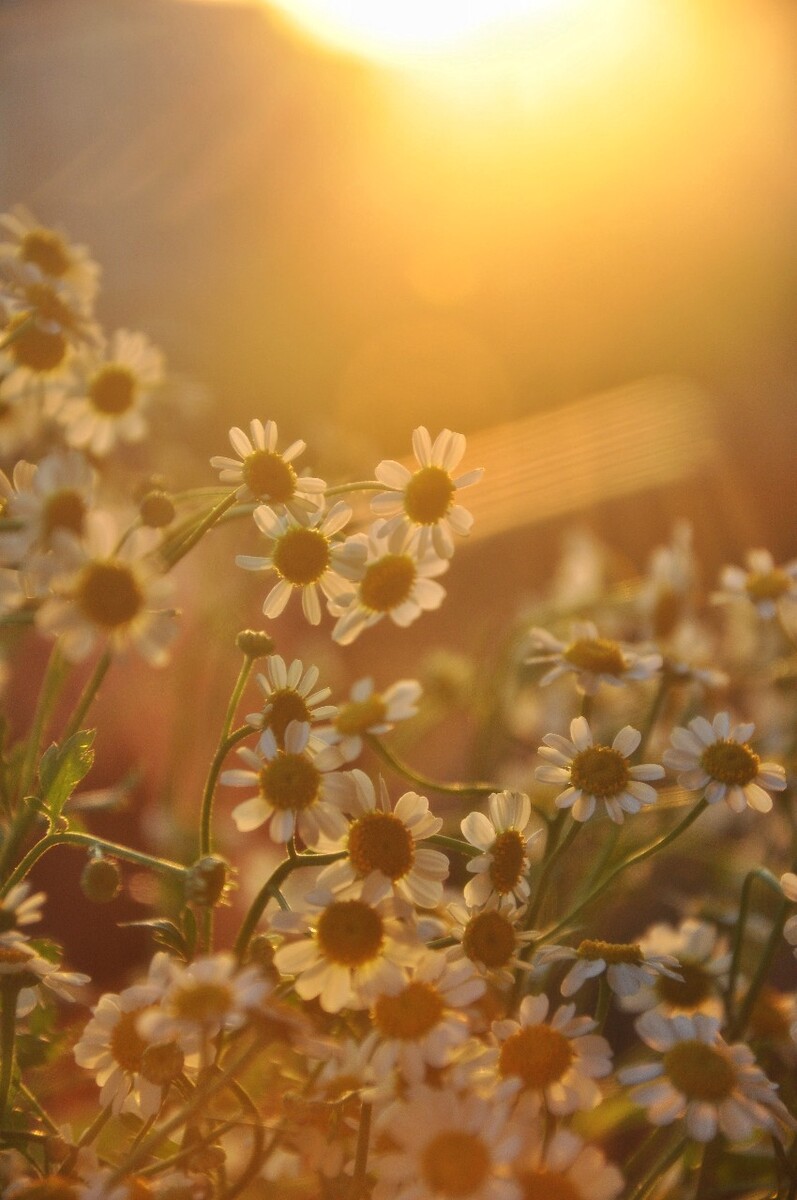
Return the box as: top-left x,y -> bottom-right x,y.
235,629 -> 275,659
140,489 -> 176,528
80,855 -> 122,904
184,855 -> 231,908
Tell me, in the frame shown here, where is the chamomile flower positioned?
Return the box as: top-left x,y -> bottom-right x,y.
210,418 -> 326,513
662,712 -> 786,814
371,426 -> 484,558
237,501 -> 365,626
136,952 -> 270,1050
330,520 -> 448,646
492,993 -> 612,1114
372,1084 -> 522,1200
0,940 -> 89,1017
716,548 -> 797,622
526,620 -> 662,696
536,717 -> 664,824
618,918 -> 730,1017
316,771 -> 449,908
511,1121 -> 624,1200
620,1010 -> 790,1143
245,654 -> 337,750
0,291 -> 78,390
73,951 -> 180,1116
0,450 -> 95,564
533,939 -> 681,1000
0,205 -> 100,307
35,513 -> 179,665
0,883 -> 45,942
362,949 -> 485,1085
271,878 -> 419,1013
321,676 -> 422,762
223,719 -> 349,847
461,791 -> 541,907
446,898 -> 536,986
53,329 -> 164,457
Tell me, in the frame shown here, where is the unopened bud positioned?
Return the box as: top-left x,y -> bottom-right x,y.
141,1040 -> 185,1086
235,629 -> 275,659
184,855 -> 230,908
140,490 -> 176,528
80,855 -> 122,904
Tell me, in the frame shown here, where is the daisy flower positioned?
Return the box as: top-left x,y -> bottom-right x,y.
511,1119 -> 624,1200
371,426 -> 484,559
271,878 -> 419,1013
662,712 -> 786,814
362,949 -> 485,1085
746,986 -> 797,1068
0,940 -> 89,1016
460,791 -> 541,907
526,620 -> 662,696
237,501 -> 365,626
618,918 -> 730,1017
315,770 -> 449,908
0,205 -> 100,308
73,951 -> 180,1116
0,450 -> 95,564
136,952 -> 270,1050
446,898 -> 536,987
321,675 -> 422,763
620,1010 -> 791,1143
372,1083 -> 522,1200
222,719 -> 349,847
536,717 -> 664,824
533,938 -> 681,1000
330,520 -> 448,647
53,329 -> 164,457
0,882 -> 45,942
34,512 -> 179,665
492,993 -> 612,1114
0,291 -> 78,392
716,547 -> 797,621
245,654 -> 337,750
210,418 -> 326,514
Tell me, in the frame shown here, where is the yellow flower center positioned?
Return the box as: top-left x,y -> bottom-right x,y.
663,1039 -> 736,1101
75,560 -> 144,628
488,829 -> 527,895
348,811 -> 415,881
13,1177 -> 82,1200
700,740 -> 760,787
242,449 -> 297,502
7,311 -> 67,372
564,637 -> 625,676
140,1040 -> 184,1086
655,961 -> 712,1009
265,688 -> 311,744
749,987 -> 792,1041
404,466 -> 456,525
109,1005 -> 150,1072
272,526 -> 330,586
89,364 -> 137,416
172,981 -> 234,1024
24,283 -> 75,329
335,694 -> 387,737
20,229 -> 71,277
499,1024 -> 574,1089
516,1169 -> 581,1200
259,753 -> 320,811
570,746 -> 629,798
42,489 -> 87,540
577,939 -> 643,965
745,569 -> 791,603
360,554 -> 416,613
462,910 -> 516,969
316,899 -> 384,967
373,980 -> 445,1040
421,1131 -> 491,1198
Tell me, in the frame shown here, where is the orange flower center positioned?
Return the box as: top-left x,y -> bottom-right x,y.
316,899 -> 384,967
172,981 -> 234,1024
499,1024 -> 574,1089
421,1131 -> 491,1198
265,688 -> 311,744
335,694 -> 387,737
7,311 -> 67,372
663,1039 -> 736,1101
564,637 -> 625,676
89,364 -> 137,415
373,980 -> 445,1040
348,811 -> 415,880
404,466 -> 455,525
655,961 -> 712,1009
75,560 -> 144,628
462,910 -> 516,969
700,740 -> 760,787
577,939 -> 643,965
259,753 -> 320,811
360,554 -> 416,613
570,746 -> 629,798
488,829 -> 527,895
272,526 -> 330,586
242,449 -> 296,503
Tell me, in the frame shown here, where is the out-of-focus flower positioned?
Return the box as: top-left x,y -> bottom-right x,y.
210,418 -> 326,515
245,654 -> 336,750
0,450 -> 95,565
460,791 -> 540,907
136,952 -> 270,1049
716,548 -> 797,622
0,883 -> 45,943
526,620 -> 662,696
511,1117 -> 624,1200
371,425 -> 483,558
320,676 -> 422,762
618,918 -> 730,1017
0,205 -> 100,308
0,940 -> 89,1016
534,938 -> 681,999
663,712 -> 786,814
536,717 -> 664,824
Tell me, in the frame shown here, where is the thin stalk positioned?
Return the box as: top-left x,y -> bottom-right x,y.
526,814 -> 578,929
350,1101 -> 372,1200
61,648 -> 112,743
367,736 -> 499,798
17,644 -> 67,802
595,974 -> 611,1032
1,830 -> 186,897
634,675 -> 671,761
234,850 -> 346,961
539,799 -> 708,946
61,1104 -> 113,1173
725,868 -> 783,1025
728,897 -> 789,1041
0,984 -> 18,1120
17,1080 -> 59,1134
324,481 -> 381,496
200,721 -> 253,858
218,1078 -> 266,1200
159,491 -> 238,569
628,1135 -> 687,1200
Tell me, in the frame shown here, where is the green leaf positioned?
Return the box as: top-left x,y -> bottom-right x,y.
38,729 -> 95,819
118,918 -> 188,958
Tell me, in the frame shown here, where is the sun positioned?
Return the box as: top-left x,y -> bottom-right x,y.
265,0 -> 579,63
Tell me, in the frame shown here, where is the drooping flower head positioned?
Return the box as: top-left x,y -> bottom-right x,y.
527,620 -> 662,696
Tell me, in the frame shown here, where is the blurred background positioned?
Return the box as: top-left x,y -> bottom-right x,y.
2,0 -> 796,987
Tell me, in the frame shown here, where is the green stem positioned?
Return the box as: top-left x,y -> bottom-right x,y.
526,813 -> 578,929
427,834 -> 481,859
0,984 -> 18,1121
728,896 -> 789,1041
200,721 -> 253,859
159,491 -> 239,569
1,831 -> 186,898
725,868 -> 784,1027
634,675 -> 671,761
595,973 -> 611,1032
539,799 -> 708,945
17,1080 -> 59,1134
367,736 -> 499,798
234,850 -> 346,961
324,481 -> 381,496
61,648 -> 112,743
694,1136 -> 722,1200
17,645 -> 67,802
350,1101 -> 372,1200
627,1135 -> 687,1200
